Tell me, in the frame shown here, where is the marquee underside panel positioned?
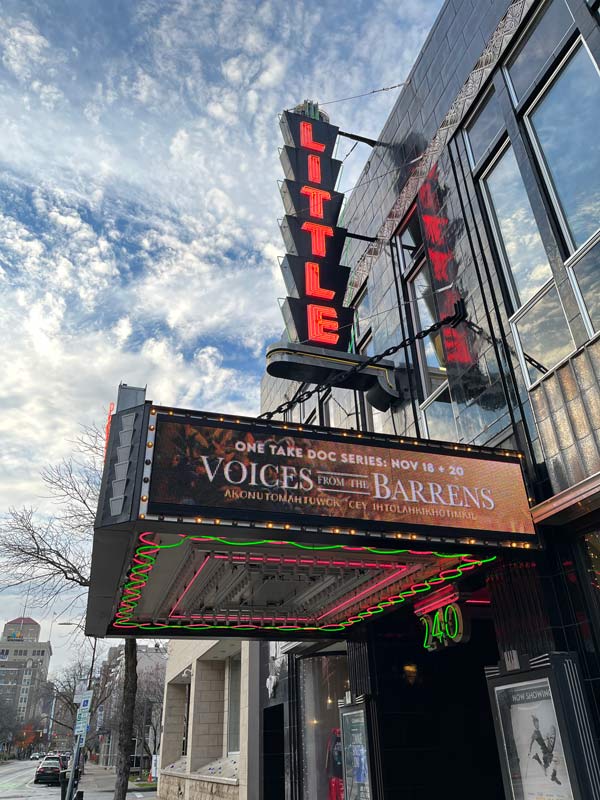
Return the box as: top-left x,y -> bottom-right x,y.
103,528 -> 497,639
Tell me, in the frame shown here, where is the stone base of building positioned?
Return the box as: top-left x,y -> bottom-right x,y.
159,772 -> 238,800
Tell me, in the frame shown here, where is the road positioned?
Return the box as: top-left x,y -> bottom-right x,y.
0,760 -> 157,800
0,759 -> 53,800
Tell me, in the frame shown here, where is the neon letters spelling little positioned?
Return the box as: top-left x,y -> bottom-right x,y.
279,109 -> 355,350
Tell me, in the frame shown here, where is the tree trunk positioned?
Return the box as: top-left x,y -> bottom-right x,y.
113,638 -> 137,800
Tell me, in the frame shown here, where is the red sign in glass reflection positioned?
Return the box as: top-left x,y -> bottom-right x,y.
418,165 -> 473,365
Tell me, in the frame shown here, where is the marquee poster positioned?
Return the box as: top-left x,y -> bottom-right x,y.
493,678 -> 574,800
146,415 -> 535,540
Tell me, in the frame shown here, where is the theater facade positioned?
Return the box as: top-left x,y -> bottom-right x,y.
85,0 -> 600,798
258,0 -> 600,797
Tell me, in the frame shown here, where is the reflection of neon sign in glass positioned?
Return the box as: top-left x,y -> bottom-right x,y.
279,110 -> 355,350
418,165 -> 473,366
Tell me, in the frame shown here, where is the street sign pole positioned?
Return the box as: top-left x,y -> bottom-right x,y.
65,734 -> 81,800
66,689 -> 93,800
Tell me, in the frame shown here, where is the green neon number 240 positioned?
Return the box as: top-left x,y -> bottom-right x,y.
421,603 -> 464,651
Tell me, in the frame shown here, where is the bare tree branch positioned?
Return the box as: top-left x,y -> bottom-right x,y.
0,416 -> 139,799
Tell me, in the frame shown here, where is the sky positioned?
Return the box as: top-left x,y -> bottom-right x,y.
0,0 -> 444,671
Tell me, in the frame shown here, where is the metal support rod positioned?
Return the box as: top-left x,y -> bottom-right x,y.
346,231 -> 377,243
338,130 -> 379,147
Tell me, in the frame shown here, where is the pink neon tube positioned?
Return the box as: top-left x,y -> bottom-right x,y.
169,555 -> 210,618
317,567 -> 407,621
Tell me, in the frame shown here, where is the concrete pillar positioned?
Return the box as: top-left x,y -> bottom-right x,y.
239,641 -> 260,800
160,682 -> 188,769
187,658 -> 225,772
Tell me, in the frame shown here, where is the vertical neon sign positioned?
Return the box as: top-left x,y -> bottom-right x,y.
279,108 -> 355,350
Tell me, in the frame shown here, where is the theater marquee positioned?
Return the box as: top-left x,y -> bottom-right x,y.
144,413 -> 534,540
86,403 -> 536,640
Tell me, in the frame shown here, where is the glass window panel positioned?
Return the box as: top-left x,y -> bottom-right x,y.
529,46 -> 600,249
411,264 -> 447,396
571,239 -> 600,329
513,284 -> 574,383
484,146 -> 552,306
398,211 -> 423,268
319,392 -> 331,427
354,289 -> 371,341
507,0 -> 573,101
299,655 -> 349,800
227,656 -> 241,753
422,386 -> 457,441
465,90 -> 504,164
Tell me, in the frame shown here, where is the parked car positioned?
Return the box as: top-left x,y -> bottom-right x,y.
34,757 -> 61,785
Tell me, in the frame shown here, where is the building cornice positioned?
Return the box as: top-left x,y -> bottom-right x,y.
531,471 -> 600,526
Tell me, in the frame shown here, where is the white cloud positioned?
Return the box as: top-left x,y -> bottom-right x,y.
0,0 -> 445,523
0,19 -> 50,81
169,128 -> 189,159
256,48 -> 286,88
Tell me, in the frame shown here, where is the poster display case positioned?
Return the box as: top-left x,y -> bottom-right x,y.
339,701 -> 373,800
487,653 -> 600,800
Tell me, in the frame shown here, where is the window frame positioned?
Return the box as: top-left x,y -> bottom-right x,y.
395,205 -> 425,277
479,139 -> 577,389
479,137 -> 555,314
318,389 -> 332,427
406,256 -> 449,402
227,655 -> 241,755
522,36 -> 600,260
462,85 -> 506,171
563,228 -> 600,338
502,0 -> 576,109
509,279 -> 576,389
352,283 -> 372,354
419,381 -> 458,441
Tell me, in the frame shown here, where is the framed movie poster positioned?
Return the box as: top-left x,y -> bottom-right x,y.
340,703 -> 372,800
493,677 -> 574,800
488,654 -> 600,800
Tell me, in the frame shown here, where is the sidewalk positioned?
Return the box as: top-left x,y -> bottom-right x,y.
79,764 -> 116,793
78,764 -> 157,794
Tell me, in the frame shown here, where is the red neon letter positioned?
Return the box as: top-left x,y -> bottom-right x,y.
301,221 -> 334,257
442,328 -> 472,365
308,154 -> 321,184
422,214 -> 448,248
300,186 -> 331,219
307,304 -> 339,345
428,248 -> 452,281
305,261 -> 335,300
418,182 -> 438,213
300,121 -> 326,152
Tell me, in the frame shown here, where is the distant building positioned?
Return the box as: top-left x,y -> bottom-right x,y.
0,617 -> 52,723
97,643 -> 167,767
